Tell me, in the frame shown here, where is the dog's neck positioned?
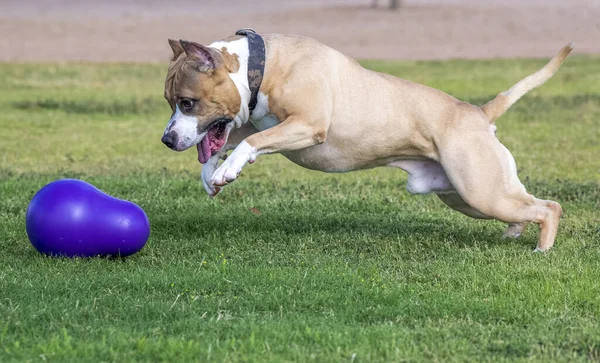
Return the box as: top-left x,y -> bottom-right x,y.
209,31 -> 266,129
235,29 -> 265,114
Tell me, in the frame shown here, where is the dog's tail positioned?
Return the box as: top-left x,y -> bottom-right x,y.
481,43 -> 574,123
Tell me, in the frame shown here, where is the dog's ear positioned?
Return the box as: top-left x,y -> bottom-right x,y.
168,39 -> 184,60
179,40 -> 221,72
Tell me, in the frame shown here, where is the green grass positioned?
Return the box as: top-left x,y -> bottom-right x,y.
0,55 -> 599,362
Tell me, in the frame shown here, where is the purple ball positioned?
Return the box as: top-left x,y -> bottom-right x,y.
26,179 -> 150,257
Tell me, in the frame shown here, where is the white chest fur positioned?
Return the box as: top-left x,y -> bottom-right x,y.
251,114 -> 279,131
250,91 -> 280,131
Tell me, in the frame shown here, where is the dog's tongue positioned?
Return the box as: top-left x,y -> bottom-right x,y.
197,135 -> 211,164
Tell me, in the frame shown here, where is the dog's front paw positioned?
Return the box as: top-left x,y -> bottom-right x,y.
211,160 -> 243,187
210,141 -> 257,187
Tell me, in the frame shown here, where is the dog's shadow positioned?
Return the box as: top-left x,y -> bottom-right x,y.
152,207 -> 530,251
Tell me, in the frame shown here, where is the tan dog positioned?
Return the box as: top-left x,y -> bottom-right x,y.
161,31 -> 573,251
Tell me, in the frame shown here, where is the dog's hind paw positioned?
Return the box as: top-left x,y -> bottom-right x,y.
502,222 -> 528,239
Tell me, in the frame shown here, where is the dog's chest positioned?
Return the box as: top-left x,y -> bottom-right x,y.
250,113 -> 279,131
249,91 -> 279,131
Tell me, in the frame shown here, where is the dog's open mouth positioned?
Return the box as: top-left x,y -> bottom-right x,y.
197,119 -> 231,164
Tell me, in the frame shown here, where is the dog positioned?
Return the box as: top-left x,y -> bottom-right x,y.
161,29 -> 573,251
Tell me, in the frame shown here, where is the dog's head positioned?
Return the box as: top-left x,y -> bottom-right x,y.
162,39 -> 241,163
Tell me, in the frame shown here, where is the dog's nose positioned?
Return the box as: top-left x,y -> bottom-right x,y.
161,132 -> 177,149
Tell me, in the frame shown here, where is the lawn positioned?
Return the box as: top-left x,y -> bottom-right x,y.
0,55 -> 599,362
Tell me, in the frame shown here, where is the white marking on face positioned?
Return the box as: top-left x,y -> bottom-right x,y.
164,105 -> 204,151
209,38 -> 251,129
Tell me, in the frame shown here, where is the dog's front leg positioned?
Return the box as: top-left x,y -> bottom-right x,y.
201,122 -> 258,197
201,154 -> 222,197
211,117 -> 328,187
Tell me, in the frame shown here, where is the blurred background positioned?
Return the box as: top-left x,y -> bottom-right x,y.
1,0 -> 598,62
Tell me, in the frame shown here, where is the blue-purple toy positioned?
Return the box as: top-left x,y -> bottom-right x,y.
26,179 -> 150,257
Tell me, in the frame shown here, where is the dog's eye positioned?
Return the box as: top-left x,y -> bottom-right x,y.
180,99 -> 194,111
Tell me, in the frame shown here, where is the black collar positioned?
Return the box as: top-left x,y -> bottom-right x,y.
235,28 -> 265,114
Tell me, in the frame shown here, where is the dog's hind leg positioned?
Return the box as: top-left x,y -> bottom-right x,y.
439,131 -> 562,251
437,192 -> 529,238
437,192 -> 489,219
